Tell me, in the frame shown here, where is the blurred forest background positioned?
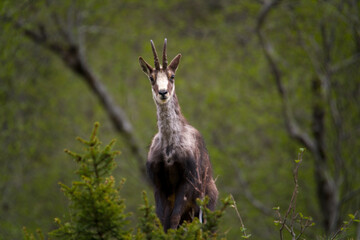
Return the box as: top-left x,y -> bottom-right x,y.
1,0 -> 360,239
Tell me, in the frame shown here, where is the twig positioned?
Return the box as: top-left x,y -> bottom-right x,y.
186,165 -> 208,223
279,150 -> 304,240
230,194 -> 251,238
274,149 -> 314,240
330,210 -> 359,240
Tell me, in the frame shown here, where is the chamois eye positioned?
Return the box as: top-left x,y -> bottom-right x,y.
170,75 -> 175,80
149,76 -> 154,82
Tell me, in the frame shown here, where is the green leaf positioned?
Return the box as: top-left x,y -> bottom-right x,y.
348,214 -> 355,219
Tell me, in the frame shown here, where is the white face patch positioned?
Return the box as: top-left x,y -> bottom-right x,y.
156,72 -> 168,91
152,71 -> 175,104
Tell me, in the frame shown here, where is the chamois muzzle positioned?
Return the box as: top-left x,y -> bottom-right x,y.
159,90 -> 168,99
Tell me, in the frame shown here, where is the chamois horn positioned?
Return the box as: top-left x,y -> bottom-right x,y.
150,40 -> 160,70
162,38 -> 168,69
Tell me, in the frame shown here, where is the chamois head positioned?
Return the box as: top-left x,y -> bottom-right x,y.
139,39 -> 181,104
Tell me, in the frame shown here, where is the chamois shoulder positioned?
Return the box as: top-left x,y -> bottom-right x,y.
181,125 -> 207,155
148,133 -> 161,160
183,124 -> 205,143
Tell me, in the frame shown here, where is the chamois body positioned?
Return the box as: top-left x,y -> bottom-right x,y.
139,39 -> 218,231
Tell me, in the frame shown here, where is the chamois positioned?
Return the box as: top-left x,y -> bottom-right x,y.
139,39 -> 218,231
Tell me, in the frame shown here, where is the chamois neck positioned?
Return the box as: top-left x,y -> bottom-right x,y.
156,93 -> 186,146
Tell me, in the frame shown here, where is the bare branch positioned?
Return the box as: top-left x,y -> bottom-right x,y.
255,0 -> 281,32
256,2 -> 341,234
255,0 -> 317,153
8,15 -> 147,178
279,150 -> 303,239
330,210 -> 359,240
291,9 -> 346,188
341,187 -> 360,206
230,194 -> 251,238
186,164 -> 209,223
330,53 -> 360,73
274,150 -> 314,240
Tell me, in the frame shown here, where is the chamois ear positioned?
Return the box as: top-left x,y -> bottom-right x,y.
168,54 -> 181,73
139,57 -> 153,75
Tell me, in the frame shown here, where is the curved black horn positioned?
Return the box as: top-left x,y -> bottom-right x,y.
162,38 -> 168,69
150,40 -> 160,70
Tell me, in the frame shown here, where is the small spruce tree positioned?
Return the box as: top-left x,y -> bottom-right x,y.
49,122 -> 131,240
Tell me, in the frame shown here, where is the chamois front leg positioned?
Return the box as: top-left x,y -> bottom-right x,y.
170,182 -> 191,229
154,189 -> 167,225
163,201 -> 173,231
153,189 -> 174,232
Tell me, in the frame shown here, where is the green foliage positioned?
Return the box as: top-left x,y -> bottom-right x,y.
21,125 -> 360,239
136,191 -> 166,240
23,123 -> 231,240
136,193 -> 231,240
23,228 -> 44,240
49,122 -> 131,240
